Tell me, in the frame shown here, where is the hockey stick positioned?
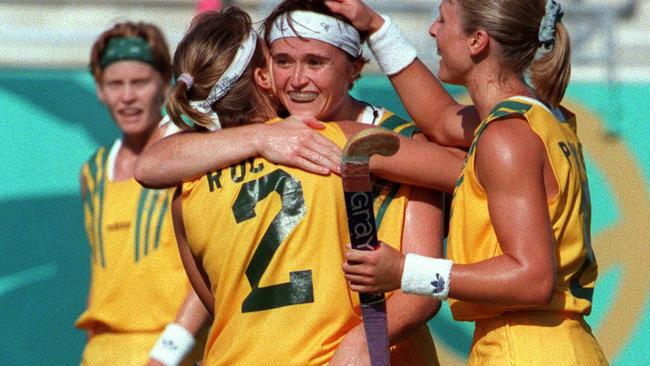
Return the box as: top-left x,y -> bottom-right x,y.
341,128 -> 400,366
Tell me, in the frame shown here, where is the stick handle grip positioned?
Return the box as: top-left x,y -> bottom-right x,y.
344,190 -> 386,304
342,162 -> 390,366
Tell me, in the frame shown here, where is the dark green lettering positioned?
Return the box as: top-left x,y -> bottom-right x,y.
206,170 -> 223,192
230,161 -> 247,183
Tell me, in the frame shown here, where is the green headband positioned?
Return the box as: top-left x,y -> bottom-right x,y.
100,36 -> 155,69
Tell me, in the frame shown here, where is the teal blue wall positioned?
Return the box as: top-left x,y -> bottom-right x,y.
1,69 -> 648,364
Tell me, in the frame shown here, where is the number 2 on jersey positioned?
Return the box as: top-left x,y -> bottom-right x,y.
232,169 -> 314,312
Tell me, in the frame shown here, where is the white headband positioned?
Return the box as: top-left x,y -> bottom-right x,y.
269,10 -> 362,57
190,29 -> 258,131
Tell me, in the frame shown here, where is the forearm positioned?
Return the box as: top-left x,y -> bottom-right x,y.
386,184 -> 441,344
173,288 -> 211,335
449,253 -> 555,307
388,60 -> 467,144
135,125 -> 264,189
148,289 -> 210,365
387,292 -> 439,344
337,123 -> 465,192
332,293 -> 438,366
371,21 -> 477,147
370,135 -> 465,193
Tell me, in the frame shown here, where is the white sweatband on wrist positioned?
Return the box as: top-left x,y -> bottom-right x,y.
401,253 -> 453,300
149,323 -> 196,366
368,15 -> 418,75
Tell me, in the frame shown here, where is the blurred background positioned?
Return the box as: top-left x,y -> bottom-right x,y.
1,0 -> 648,364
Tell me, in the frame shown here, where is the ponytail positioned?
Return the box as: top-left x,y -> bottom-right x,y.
166,77 -> 214,130
530,17 -> 571,107
165,8 -> 271,131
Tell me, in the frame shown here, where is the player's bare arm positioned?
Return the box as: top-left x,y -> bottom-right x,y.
447,117 -> 556,305
337,121 -> 465,193
135,117 -> 341,189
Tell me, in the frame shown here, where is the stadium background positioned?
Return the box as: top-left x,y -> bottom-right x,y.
1,0 -> 648,364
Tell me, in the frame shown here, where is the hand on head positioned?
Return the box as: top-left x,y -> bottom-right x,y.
324,0 -> 384,33
343,241 -> 405,293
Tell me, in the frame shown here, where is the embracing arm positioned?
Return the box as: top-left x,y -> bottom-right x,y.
135,118 -> 341,189
337,121 -> 465,193
370,132 -> 465,193
325,0 -> 479,147
330,186 -> 443,365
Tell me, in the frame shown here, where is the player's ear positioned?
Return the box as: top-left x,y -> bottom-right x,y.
254,66 -> 273,92
468,29 -> 490,57
350,59 -> 364,82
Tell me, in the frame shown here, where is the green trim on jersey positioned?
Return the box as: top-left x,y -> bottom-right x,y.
85,146 -> 109,268
372,112 -> 418,229
134,189 -> 169,262
153,193 -> 169,250
134,188 -> 149,262
377,113 -> 420,137
486,100 -> 532,121
467,100 -> 533,158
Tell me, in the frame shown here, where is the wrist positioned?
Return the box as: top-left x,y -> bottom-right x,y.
401,254 -> 453,300
368,13 -> 385,34
149,323 -> 195,366
368,15 -> 417,76
398,254 -> 406,285
250,124 -> 268,156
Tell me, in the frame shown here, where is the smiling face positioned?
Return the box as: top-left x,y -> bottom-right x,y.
429,0 -> 473,85
269,37 -> 361,120
97,61 -> 167,137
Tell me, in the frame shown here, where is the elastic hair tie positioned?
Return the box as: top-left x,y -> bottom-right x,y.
538,0 -> 564,49
177,73 -> 194,90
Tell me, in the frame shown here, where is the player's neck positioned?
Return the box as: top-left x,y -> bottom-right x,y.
114,124 -> 165,181
467,73 -> 533,120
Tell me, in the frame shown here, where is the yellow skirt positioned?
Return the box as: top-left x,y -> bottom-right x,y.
468,311 -> 608,366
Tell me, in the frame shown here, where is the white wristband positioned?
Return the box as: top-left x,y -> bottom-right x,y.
401,254 -> 453,300
149,323 -> 196,366
368,15 -> 418,75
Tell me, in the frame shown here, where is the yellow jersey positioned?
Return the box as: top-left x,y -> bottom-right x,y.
447,97 -> 597,321
180,120 -> 437,366
75,143 -> 191,333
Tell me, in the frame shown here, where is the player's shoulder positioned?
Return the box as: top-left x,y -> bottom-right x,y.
82,144 -> 111,179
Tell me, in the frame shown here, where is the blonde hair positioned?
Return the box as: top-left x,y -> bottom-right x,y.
166,7 -> 272,130
455,0 -> 571,106
89,21 -> 171,83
